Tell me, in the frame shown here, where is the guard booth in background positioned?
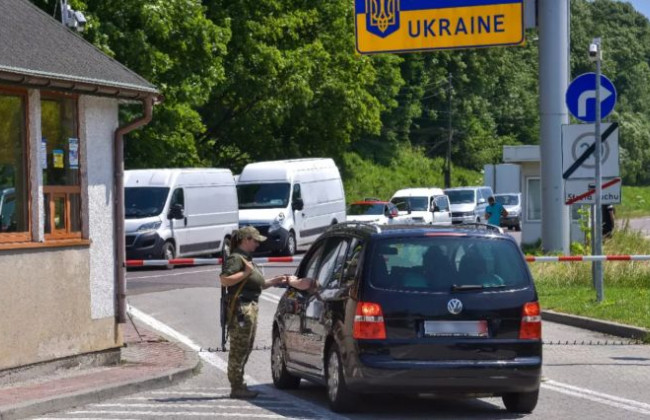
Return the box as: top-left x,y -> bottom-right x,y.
484,146 -> 585,247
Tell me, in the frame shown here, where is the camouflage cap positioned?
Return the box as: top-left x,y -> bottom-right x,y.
239,225 -> 267,242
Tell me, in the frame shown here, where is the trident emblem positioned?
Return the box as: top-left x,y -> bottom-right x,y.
366,0 -> 400,38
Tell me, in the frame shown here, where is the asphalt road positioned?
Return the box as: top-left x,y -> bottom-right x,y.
73,263 -> 646,420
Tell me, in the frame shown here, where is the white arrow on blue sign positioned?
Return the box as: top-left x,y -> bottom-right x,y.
566,72 -> 617,122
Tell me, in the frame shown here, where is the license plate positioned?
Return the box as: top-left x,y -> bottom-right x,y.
424,320 -> 488,337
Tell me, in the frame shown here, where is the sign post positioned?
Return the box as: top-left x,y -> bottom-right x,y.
593,38 -> 604,302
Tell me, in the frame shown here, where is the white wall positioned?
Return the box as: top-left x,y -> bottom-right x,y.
80,96 -> 118,320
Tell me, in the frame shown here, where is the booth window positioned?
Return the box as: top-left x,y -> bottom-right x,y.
41,93 -> 81,239
0,89 -> 29,243
526,177 -> 541,221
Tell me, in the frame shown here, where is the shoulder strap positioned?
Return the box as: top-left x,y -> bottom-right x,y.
227,254 -> 251,319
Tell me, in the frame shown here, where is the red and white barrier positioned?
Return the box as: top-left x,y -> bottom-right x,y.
125,255 -> 303,267
525,255 -> 650,262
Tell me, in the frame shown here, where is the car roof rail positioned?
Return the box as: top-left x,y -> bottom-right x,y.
329,221 -> 382,234
453,222 -> 504,234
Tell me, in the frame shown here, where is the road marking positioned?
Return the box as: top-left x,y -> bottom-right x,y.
127,305 -> 345,420
260,292 -> 281,304
543,380 -> 650,416
128,268 -> 216,280
69,411 -> 292,418
93,403 -> 313,411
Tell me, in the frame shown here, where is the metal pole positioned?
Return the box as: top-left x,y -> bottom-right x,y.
538,0 -> 571,253
445,73 -> 452,189
593,38 -> 604,302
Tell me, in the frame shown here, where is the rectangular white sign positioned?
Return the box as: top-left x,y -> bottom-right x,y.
565,178 -> 622,205
562,123 -> 619,179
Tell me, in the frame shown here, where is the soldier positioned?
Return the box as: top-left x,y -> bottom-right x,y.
220,226 -> 286,399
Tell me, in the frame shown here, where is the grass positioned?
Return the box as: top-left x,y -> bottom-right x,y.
618,185 -> 650,218
530,225 -> 650,335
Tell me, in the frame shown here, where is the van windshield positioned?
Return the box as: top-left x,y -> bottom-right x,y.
125,187 -> 170,219
495,194 -> 519,206
445,190 -> 475,204
237,183 -> 290,209
390,196 -> 428,211
369,237 -> 529,292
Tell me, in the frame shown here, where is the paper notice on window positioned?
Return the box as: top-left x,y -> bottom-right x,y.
68,138 -> 79,169
41,138 -> 48,169
53,149 -> 64,169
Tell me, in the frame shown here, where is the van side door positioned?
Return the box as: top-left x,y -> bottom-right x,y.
168,187 -> 187,256
432,195 -> 452,225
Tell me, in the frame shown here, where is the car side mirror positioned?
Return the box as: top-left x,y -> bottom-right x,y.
168,203 -> 184,220
388,209 -> 398,218
431,205 -> 440,213
292,198 -> 304,211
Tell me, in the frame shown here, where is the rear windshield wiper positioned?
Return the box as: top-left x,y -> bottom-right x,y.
451,284 -> 507,291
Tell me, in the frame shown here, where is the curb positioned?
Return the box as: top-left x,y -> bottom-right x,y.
0,353 -> 201,420
543,309 -> 649,340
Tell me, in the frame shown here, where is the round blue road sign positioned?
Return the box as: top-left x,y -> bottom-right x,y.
566,72 -> 617,122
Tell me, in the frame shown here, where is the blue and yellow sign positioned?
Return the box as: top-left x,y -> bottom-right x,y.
355,0 -> 525,54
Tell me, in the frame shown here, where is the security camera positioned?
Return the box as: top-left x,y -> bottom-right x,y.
74,11 -> 87,31
589,39 -> 601,62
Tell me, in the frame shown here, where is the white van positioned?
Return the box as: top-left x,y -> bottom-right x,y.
124,169 -> 238,260
444,186 -> 494,224
237,158 -> 346,255
389,188 -> 452,225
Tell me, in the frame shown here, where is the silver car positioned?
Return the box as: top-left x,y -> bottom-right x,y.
495,193 -> 522,231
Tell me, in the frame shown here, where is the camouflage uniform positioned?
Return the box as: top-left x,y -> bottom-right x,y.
221,248 -> 265,392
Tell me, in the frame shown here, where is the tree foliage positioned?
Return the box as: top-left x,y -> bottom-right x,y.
28,0 -> 650,184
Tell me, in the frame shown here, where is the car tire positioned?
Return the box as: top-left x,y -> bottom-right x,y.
515,223 -> 521,232
282,232 -> 296,256
162,241 -> 175,270
502,388 -> 539,413
271,334 -> 301,389
326,343 -> 358,413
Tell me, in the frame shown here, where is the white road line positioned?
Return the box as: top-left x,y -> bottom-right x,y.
260,292 -> 281,304
93,403 -> 313,411
128,268 -> 216,280
127,304 -> 346,420
70,411 -> 292,418
543,380 -> 650,416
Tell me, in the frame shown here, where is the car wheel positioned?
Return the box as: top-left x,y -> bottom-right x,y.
161,241 -> 175,270
502,388 -> 539,413
282,232 -> 296,256
515,223 -> 521,232
327,343 -> 358,412
271,334 -> 301,389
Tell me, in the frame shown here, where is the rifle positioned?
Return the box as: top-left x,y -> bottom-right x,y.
220,285 -> 228,351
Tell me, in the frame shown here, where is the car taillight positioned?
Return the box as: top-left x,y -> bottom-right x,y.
353,301 -> 387,340
519,302 -> 542,340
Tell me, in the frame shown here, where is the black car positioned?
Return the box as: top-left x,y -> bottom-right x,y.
271,222 -> 542,413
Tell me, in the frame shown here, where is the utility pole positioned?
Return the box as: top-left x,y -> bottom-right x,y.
445,73 -> 452,189
538,0 -> 571,253
591,37 -> 604,302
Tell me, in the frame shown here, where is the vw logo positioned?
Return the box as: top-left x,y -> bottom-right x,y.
447,299 -> 463,315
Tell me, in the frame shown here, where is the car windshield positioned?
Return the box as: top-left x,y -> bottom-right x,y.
369,236 -> 530,292
237,183 -> 291,209
495,194 -> 519,206
445,190 -> 476,204
348,203 -> 384,216
391,196 -> 428,211
124,187 -> 170,219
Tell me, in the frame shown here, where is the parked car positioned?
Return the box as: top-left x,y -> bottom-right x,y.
445,186 -> 493,224
495,193 -> 522,231
389,188 -> 452,225
346,200 -> 399,225
124,168 -> 238,261
271,223 -> 542,413
237,158 -> 346,256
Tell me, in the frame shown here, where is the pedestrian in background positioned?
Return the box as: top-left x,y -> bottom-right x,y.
485,196 -> 508,227
219,226 -> 286,399
603,204 -> 616,238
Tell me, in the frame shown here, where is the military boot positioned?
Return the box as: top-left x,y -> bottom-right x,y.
229,386 -> 259,399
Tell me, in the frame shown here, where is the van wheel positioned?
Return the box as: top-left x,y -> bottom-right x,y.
502,389 -> 539,413
162,241 -> 175,270
282,232 -> 296,256
271,334 -> 301,389
326,343 -> 357,412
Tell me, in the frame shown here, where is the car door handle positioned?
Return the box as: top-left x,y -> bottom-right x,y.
184,217 -> 188,227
